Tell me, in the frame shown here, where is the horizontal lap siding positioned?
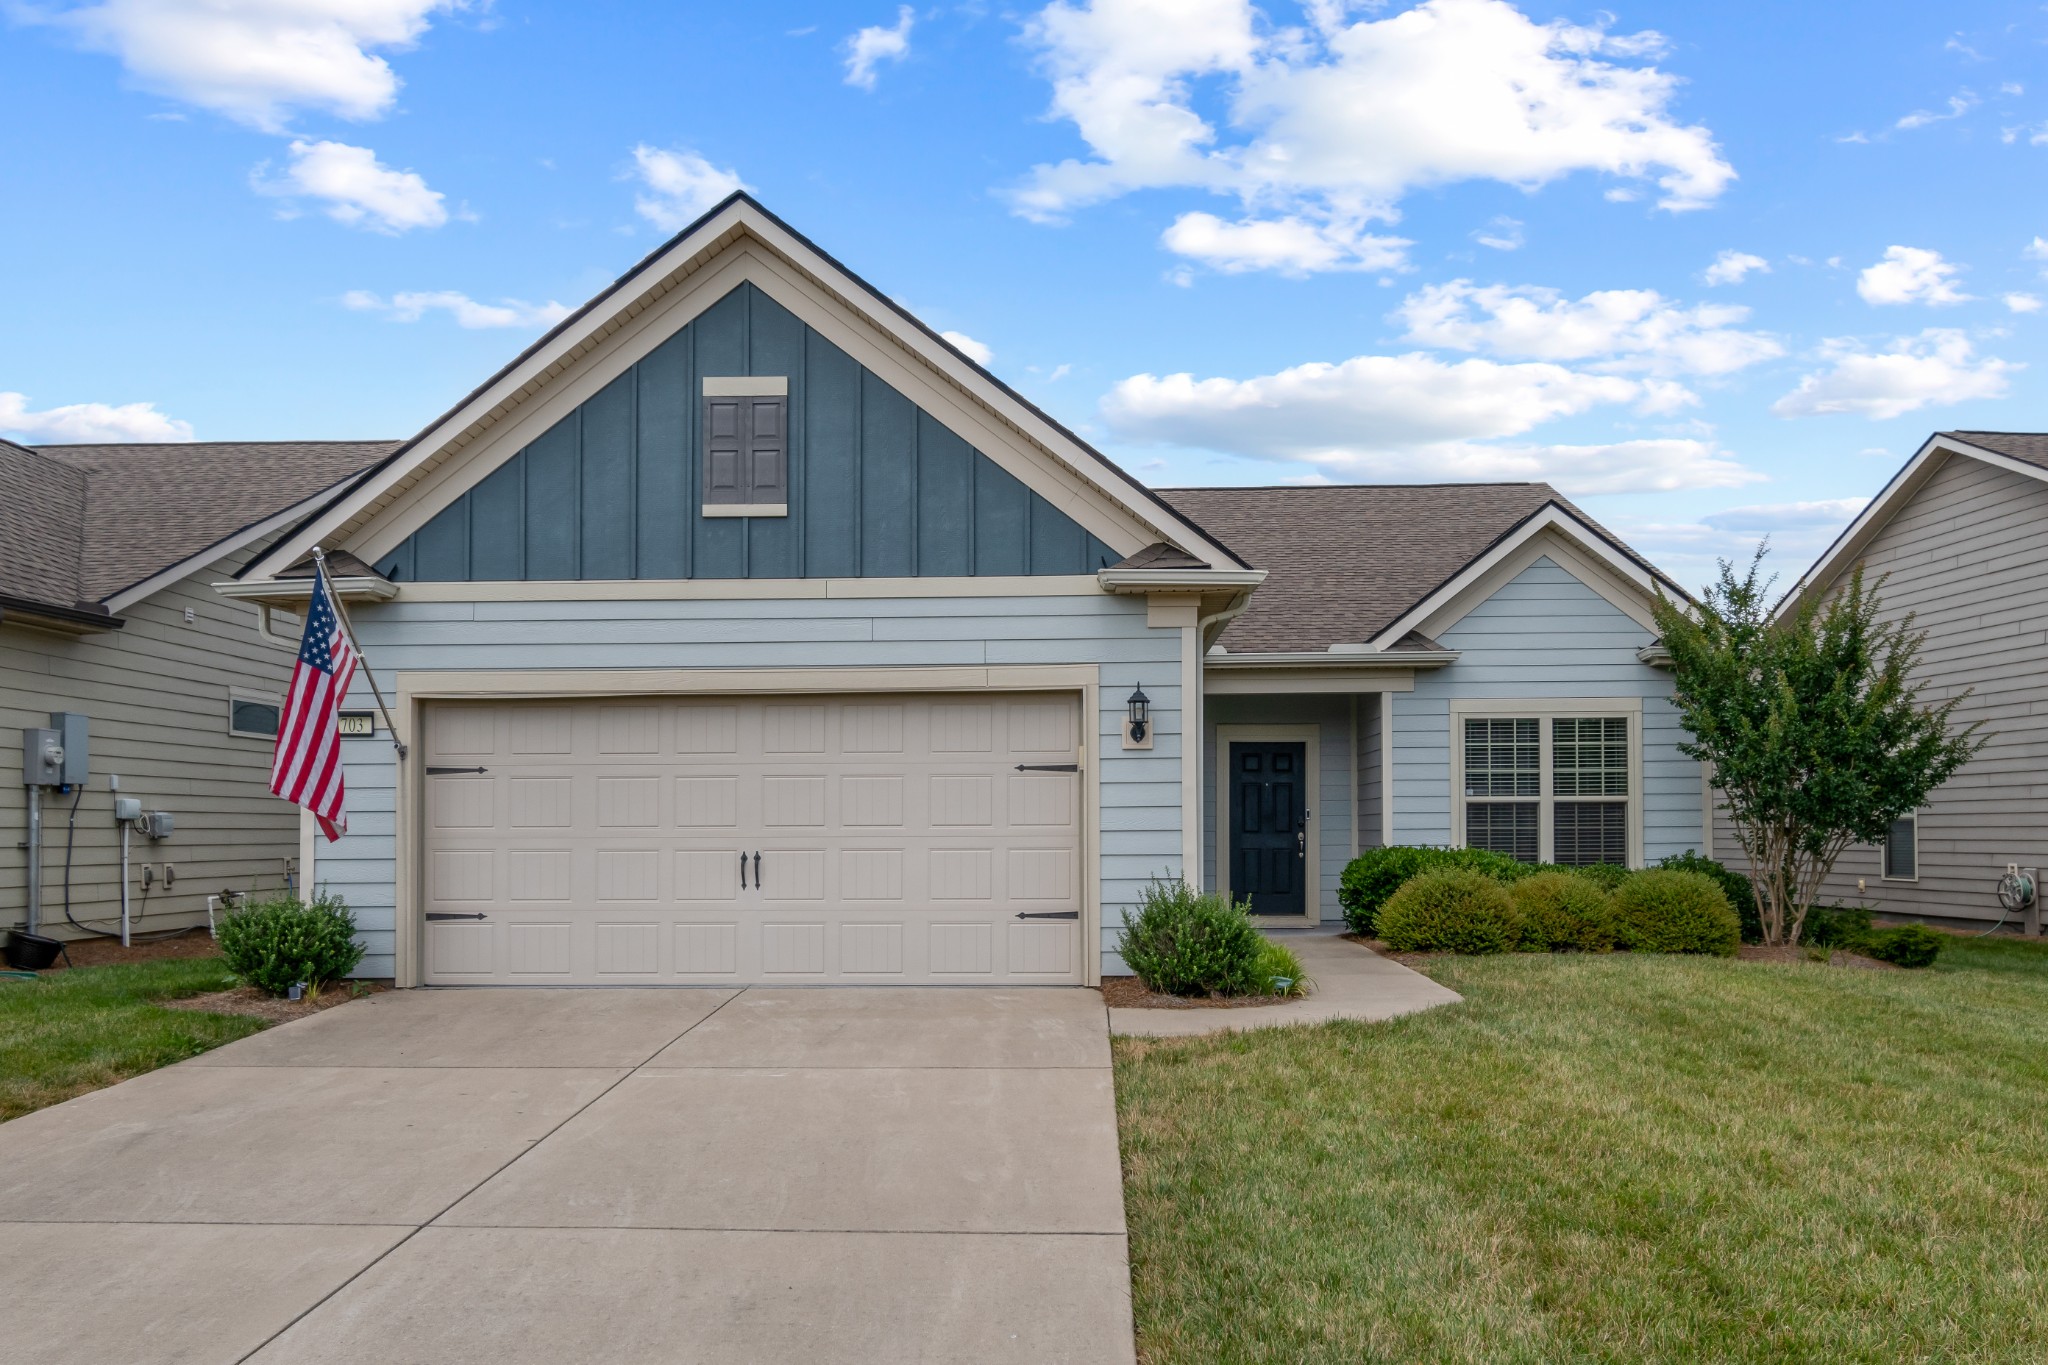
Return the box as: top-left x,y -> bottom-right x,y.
1,543 -> 303,939
318,592 -> 1184,978
1201,694 -> 1355,922
1394,556 -> 1700,861
1719,456 -> 2048,927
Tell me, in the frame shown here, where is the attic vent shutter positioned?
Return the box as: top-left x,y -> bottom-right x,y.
703,394 -> 787,508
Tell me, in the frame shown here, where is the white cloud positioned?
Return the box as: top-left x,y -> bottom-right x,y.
2005,293 -> 2043,314
1896,90 -> 1977,130
1101,351 -> 1758,492
1624,498 -> 1865,588
53,0 -> 464,133
1856,245 -> 1971,305
1772,329 -> 2018,420
1160,212 -> 1410,274
1702,249 -> 1768,286
2027,237 -> 2048,263
1472,216 -> 1523,251
254,138 -> 446,232
342,290 -> 572,329
843,5 -> 914,90
940,330 -> 994,365
1013,0 -> 1733,273
0,391 -> 194,443
1394,280 -> 1783,376
628,145 -> 747,231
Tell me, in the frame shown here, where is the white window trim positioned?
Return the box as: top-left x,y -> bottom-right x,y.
228,687 -> 285,740
1214,723 -> 1320,925
702,375 -> 788,396
701,503 -> 790,518
1448,698 -> 1644,868
1882,812 -> 1920,882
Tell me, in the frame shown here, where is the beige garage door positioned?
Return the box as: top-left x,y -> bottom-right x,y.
420,694 -> 1085,985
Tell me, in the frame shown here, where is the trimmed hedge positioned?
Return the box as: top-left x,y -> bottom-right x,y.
1509,872 -> 1617,952
1658,851 -> 1760,942
1117,879 -> 1265,996
1378,869 -> 1520,955
1339,846 -> 1532,935
1860,923 -> 1944,968
216,891 -> 364,996
1611,870 -> 1741,956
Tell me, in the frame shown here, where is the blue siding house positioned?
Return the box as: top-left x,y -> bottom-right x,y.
224,195 -> 1700,986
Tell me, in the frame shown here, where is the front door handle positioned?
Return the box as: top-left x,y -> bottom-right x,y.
1297,830 -> 1305,856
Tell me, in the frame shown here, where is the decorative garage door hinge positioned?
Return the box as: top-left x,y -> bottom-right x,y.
1013,763 -> 1079,772
1014,910 -> 1080,920
425,766 -> 489,775
425,912 -> 488,921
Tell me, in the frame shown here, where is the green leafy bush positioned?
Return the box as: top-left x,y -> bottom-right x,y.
1804,902 -> 1875,950
1611,870 -> 1741,956
1861,923 -> 1944,968
1378,869 -> 1521,955
1563,861 -> 1633,891
1117,880 -> 1264,996
1658,851 -> 1760,942
1509,872 -> 1617,952
216,891 -> 364,997
1339,846 -> 1532,935
1252,938 -> 1310,997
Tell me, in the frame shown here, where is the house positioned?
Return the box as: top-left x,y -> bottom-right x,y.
224,194 -> 1705,985
1729,430 -> 2048,933
3,438 -> 393,942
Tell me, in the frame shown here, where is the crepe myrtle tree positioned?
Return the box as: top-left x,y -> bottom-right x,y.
1652,547 -> 1982,946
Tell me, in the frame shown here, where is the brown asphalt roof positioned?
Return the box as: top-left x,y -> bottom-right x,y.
0,441 -> 394,615
1158,483 -> 1671,654
1942,431 -> 2048,469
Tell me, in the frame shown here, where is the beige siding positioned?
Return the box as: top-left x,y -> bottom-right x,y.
1714,453 -> 2048,928
2,542 -> 303,940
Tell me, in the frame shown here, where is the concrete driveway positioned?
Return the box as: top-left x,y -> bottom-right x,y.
0,987 -> 1131,1365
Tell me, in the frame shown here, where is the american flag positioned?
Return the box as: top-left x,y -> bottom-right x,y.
270,559 -> 359,842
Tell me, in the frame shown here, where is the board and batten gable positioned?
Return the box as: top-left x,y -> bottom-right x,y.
316,589 -> 1188,980
1391,554 -> 1701,862
2,540 -> 303,938
1714,452 -> 2048,927
371,283 -> 1119,584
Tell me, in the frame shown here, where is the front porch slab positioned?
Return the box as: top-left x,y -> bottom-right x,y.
1108,931 -> 1461,1037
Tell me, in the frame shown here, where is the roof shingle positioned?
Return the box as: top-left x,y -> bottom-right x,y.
1941,431 -> 2048,471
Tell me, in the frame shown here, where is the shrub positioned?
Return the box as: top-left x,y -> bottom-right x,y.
1339,846 -> 1532,935
1252,938 -> 1310,997
1804,902 -> 1875,949
1117,879 -> 1264,996
1861,923 -> 1944,968
1378,869 -> 1521,955
216,891 -> 364,997
1658,851 -> 1760,942
1509,872 -> 1617,952
1611,870 -> 1741,956
1563,861 -> 1633,892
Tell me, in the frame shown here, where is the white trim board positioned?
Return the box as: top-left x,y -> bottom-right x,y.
241,198 -> 1243,586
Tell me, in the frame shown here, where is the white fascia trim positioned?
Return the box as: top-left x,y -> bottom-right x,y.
243,199 -> 1242,584
1206,649 -> 1458,669
1370,504 -> 1673,648
1772,434 -> 2048,621
102,483 -> 355,614
1096,568 -> 1267,593
213,576 -> 400,604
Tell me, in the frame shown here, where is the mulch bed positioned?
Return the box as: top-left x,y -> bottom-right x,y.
162,981 -> 392,1023
1100,976 -> 1296,1009
28,926 -> 224,972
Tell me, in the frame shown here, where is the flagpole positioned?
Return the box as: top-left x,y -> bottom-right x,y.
312,547 -> 408,760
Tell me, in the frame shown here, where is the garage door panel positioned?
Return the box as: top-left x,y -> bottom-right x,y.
422,694 -> 1083,985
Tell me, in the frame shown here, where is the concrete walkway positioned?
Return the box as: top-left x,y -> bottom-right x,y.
1110,929 -> 1462,1037
0,987 -> 1132,1365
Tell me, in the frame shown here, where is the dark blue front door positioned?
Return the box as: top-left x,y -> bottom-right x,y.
1229,741 -> 1307,917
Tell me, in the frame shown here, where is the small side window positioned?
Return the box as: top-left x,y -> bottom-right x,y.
229,690 -> 283,740
702,377 -> 789,517
1882,814 -> 1917,880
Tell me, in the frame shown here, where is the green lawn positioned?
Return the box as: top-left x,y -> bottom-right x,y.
1114,935 -> 2048,1365
0,959 -> 266,1121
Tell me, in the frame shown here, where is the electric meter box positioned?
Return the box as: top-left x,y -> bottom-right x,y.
21,728 -> 64,785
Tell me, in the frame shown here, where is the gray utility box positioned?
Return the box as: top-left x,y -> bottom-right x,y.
50,712 -> 88,786
21,728 -> 64,785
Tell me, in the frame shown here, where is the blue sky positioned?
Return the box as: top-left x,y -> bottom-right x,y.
4,0 -> 2045,586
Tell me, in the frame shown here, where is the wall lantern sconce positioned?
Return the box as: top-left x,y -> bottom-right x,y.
1123,684 -> 1153,751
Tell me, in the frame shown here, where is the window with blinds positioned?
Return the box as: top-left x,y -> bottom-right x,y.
1460,713 -> 1631,867
1552,716 -> 1628,867
1465,718 -> 1540,862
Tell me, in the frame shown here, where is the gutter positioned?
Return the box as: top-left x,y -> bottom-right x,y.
0,593 -> 123,634
1096,567 -> 1267,593
1206,648 -> 1460,670
213,576 -> 401,606
1636,644 -> 1673,668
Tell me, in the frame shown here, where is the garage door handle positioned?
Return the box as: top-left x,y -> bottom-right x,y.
426,766 -> 488,776
753,851 -> 762,889
739,852 -> 748,890
426,912 -> 487,921
1015,764 -> 1079,772
1015,910 -> 1080,920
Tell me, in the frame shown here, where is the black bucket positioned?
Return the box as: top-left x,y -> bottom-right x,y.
4,931 -> 64,972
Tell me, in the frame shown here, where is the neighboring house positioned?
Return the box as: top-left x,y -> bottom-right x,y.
1725,430 -> 2048,933
225,194 -> 1704,986
2,438 -> 394,941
